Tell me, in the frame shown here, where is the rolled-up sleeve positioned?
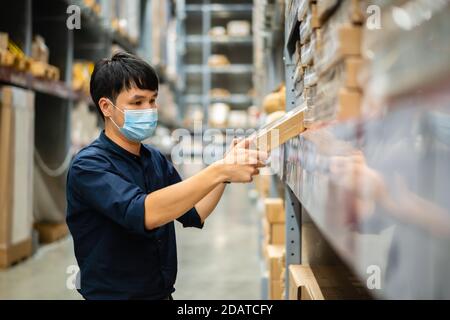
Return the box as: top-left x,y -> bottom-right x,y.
163,154 -> 204,229
68,155 -> 152,237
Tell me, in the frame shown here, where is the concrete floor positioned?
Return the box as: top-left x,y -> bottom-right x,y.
0,184 -> 261,300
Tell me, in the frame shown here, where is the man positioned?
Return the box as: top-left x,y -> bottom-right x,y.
66,52 -> 266,300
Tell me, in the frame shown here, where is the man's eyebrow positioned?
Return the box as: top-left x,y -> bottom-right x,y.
129,92 -> 158,100
130,95 -> 147,100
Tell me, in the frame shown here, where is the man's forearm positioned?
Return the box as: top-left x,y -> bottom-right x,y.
195,183 -> 227,223
144,163 -> 226,229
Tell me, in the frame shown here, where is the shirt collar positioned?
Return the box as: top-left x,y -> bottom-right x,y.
99,130 -> 148,160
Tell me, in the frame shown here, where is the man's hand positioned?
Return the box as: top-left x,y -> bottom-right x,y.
214,137 -> 268,183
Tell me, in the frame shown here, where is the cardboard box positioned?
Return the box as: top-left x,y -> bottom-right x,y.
265,198 -> 285,223
338,24 -> 361,57
271,222 -> 285,245
0,86 -> 35,268
317,24 -> 362,75
256,106 -> 306,153
344,57 -> 364,90
337,87 -> 361,120
317,0 -> 363,24
270,280 -> 283,300
266,244 -> 285,283
263,216 -> 285,245
311,4 -> 321,29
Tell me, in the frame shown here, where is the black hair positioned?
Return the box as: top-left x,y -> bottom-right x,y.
90,51 -> 159,120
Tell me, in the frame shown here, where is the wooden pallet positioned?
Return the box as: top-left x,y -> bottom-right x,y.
0,238 -> 33,269
34,222 -> 69,244
29,60 -> 60,81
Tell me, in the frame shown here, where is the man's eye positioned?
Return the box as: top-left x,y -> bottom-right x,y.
135,101 -> 142,105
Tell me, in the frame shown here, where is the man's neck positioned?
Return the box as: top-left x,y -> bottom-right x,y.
104,124 -> 141,156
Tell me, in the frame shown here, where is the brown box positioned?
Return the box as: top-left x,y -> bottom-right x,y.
338,24 -> 361,57
266,244 -> 284,283
311,4 -> 321,29
256,107 -> 305,152
337,88 -> 362,120
265,198 -> 285,223
271,222 -> 285,245
263,216 -> 285,245
0,86 -> 35,268
317,0 -> 363,24
344,57 -> 364,90
270,280 -> 283,300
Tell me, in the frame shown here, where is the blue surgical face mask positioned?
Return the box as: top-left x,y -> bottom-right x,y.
108,101 -> 158,142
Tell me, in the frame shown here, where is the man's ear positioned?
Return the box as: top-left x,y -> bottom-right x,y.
99,97 -> 113,118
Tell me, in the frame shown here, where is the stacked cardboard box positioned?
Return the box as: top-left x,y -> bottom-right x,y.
0,86 -> 35,269
313,0 -> 364,122
266,244 -> 285,300
262,198 -> 285,248
262,198 -> 286,300
296,0 -> 364,125
294,0 -> 320,127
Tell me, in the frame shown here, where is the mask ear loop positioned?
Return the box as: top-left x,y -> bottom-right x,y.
107,99 -> 124,129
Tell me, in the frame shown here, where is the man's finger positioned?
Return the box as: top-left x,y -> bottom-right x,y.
235,137 -> 253,150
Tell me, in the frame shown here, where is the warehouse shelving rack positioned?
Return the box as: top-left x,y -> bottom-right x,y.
257,0 -> 450,300
176,0 -> 254,126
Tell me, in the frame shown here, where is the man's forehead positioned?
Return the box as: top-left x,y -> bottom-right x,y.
123,87 -> 158,98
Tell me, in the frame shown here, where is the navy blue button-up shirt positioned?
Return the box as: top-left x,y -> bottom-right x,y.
66,131 -> 203,300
